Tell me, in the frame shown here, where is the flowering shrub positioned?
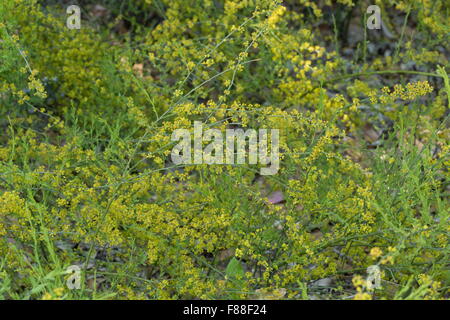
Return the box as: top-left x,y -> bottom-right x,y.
0,0 -> 448,300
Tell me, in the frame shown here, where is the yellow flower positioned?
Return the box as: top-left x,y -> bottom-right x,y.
369,247 -> 383,259
352,275 -> 365,288
54,287 -> 65,297
354,292 -> 372,300
41,292 -> 53,300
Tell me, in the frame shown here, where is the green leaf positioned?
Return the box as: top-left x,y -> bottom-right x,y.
225,257 -> 244,279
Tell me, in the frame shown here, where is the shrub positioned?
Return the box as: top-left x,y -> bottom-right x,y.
0,0 -> 448,300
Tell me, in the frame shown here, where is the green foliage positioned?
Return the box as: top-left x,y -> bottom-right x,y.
0,0 -> 448,300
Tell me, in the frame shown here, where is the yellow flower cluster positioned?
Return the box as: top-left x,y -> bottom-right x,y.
379,81 -> 433,104
0,0 -> 447,300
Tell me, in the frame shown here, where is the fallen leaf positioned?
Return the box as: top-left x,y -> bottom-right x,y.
92,5 -> 108,18
363,124 -> 380,143
267,191 -> 284,204
133,63 -> 144,77
218,249 -> 235,262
